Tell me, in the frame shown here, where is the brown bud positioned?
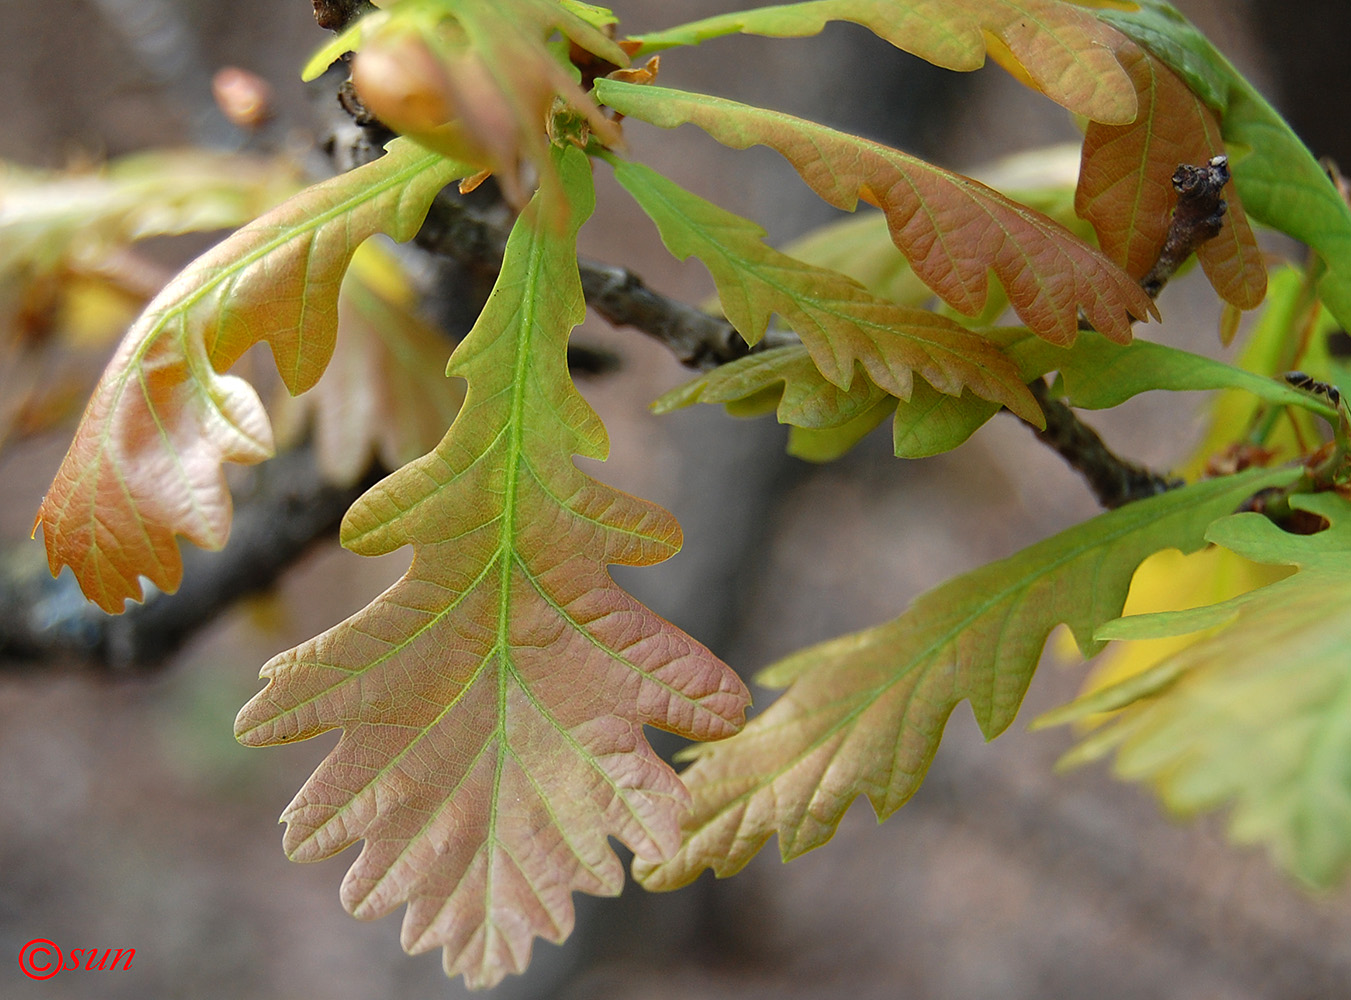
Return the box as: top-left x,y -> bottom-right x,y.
351,30 -> 457,134
212,67 -> 274,130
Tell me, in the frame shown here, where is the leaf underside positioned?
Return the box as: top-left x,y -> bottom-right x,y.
234,148 -> 749,989
633,467 -> 1294,890
630,0 -> 1139,125
1066,493 -> 1351,888
36,139 -> 467,612
1076,45 -> 1266,310
612,158 -> 1041,423
1097,0 -> 1351,330
598,80 -> 1157,346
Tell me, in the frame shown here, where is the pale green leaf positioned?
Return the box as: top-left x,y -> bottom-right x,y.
634,467 -> 1294,888
612,157 -> 1041,421
629,0 -> 1138,124
1058,492 -> 1351,888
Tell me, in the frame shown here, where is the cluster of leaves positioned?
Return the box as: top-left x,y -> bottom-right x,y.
21,0 -> 1351,988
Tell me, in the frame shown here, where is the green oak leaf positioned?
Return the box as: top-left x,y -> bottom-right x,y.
1050,491 -> 1351,888
657,327 -> 1336,463
610,157 -> 1042,423
634,467 -> 1294,889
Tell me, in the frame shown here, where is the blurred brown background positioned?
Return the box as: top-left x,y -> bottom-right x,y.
3,2 -> 1351,998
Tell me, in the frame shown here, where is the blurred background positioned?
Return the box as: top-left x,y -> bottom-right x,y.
3,1 -> 1351,998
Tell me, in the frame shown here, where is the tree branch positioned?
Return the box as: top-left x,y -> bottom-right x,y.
1,447 -> 374,674
1020,156 -> 1233,507
1021,380 -> 1182,509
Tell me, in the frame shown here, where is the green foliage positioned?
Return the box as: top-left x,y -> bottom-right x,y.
22,0 -> 1351,988
610,156 -> 1042,421
1047,493 -> 1351,888
633,467 -> 1295,888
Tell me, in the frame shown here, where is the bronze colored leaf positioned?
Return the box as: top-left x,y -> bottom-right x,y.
235,148 -> 748,988
37,140 -> 466,612
597,80 -> 1157,345
1076,46 -> 1266,311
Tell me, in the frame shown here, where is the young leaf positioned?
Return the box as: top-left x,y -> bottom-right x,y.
632,467 -> 1296,889
1076,46 -> 1266,310
1096,0 -> 1351,331
332,0 -> 624,211
597,80 -> 1157,345
628,0 -> 1139,125
778,163 -> 1091,323
271,243 -> 465,487
234,147 -> 749,989
653,345 -> 1000,461
0,151 -> 304,447
36,139 -> 468,613
612,158 -> 1041,422
1062,493 -> 1351,888
1034,331 -> 1340,418
658,323 -> 1328,465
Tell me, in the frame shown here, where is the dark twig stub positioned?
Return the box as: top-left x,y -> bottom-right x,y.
1141,155 -> 1232,299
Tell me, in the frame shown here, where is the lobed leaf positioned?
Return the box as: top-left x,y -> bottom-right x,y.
1058,493 -> 1351,888
36,139 -> 467,612
235,147 -> 749,989
628,0 -> 1139,124
1096,0 -> 1351,331
658,322 -> 1328,465
598,80 -> 1157,346
1076,46 -> 1266,310
612,158 -> 1041,422
272,243 -> 465,487
778,161 -> 1091,324
653,344 -> 1000,461
633,467 -> 1295,889
319,0 -> 624,214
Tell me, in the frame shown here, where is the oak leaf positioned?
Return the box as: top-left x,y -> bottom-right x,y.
597,80 -> 1157,345
234,147 -> 749,988
630,0 -> 1139,124
36,139 -> 467,612
633,467 -> 1295,889
1076,46 -> 1266,311
1053,493 -> 1351,888
1097,0 -> 1351,330
272,243 -> 465,487
611,158 -> 1041,422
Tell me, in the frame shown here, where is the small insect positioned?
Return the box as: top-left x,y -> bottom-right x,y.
1283,371 -> 1342,408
